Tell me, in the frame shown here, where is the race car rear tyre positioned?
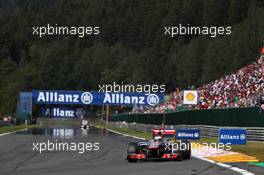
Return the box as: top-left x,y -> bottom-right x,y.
186,148 -> 191,159
178,151 -> 183,161
181,141 -> 191,159
183,141 -> 191,159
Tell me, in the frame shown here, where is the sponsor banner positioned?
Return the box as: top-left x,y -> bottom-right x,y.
176,129 -> 200,140
42,107 -> 84,118
219,128 -> 247,145
183,90 -> 198,105
32,90 -> 163,106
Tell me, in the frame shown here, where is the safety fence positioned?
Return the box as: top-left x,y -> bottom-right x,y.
0,121 -> 9,127
110,107 -> 264,127
108,122 -> 264,142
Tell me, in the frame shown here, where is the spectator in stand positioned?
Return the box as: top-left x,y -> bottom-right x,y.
137,53 -> 264,114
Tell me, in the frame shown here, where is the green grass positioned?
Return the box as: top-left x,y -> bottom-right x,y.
0,124 -> 37,134
250,162 -> 264,167
39,119 -> 81,126
90,119 -> 264,161
109,127 -> 152,140
89,118 -> 152,139
231,142 -> 264,161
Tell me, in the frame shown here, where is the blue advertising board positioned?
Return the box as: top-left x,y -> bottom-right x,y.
219,128 -> 247,145
18,92 -> 32,114
32,90 -> 163,106
176,129 -> 200,140
41,107 -> 85,118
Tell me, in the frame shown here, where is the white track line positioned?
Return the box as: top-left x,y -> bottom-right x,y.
0,128 -> 27,137
194,156 -> 254,175
107,129 -> 147,140
107,128 -> 254,175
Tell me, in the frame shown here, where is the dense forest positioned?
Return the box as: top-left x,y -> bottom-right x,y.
0,0 -> 264,114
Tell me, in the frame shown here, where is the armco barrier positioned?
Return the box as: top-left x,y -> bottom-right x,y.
108,122 -> 264,141
110,107 -> 264,127
0,121 -> 9,127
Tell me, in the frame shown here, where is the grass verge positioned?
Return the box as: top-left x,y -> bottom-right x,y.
0,124 -> 37,134
90,118 -> 152,139
90,119 -> 264,161
39,119 -> 81,126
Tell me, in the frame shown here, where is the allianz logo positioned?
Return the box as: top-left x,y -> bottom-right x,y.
103,93 -> 145,104
52,108 -> 75,117
103,93 -> 159,106
37,92 -> 93,104
220,134 -> 246,140
37,92 -> 79,102
177,132 -> 199,138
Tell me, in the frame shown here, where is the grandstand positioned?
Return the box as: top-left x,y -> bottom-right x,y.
133,53 -> 264,114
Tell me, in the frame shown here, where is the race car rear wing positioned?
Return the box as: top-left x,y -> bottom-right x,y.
152,129 -> 176,138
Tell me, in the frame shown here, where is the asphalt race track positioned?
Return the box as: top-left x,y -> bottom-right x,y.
0,127 -> 263,175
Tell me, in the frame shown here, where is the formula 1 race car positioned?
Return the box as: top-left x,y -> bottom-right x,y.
127,129 -> 191,162
80,119 -> 90,130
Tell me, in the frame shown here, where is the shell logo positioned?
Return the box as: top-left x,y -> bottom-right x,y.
186,92 -> 195,101
183,90 -> 198,105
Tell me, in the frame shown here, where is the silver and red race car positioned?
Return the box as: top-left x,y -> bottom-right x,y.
80,119 -> 90,130
127,129 -> 191,162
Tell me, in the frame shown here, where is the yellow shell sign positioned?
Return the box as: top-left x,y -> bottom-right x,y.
186,92 -> 195,101
183,90 -> 198,105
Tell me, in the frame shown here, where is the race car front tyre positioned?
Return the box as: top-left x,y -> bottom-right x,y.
127,157 -> 138,163
127,142 -> 138,163
127,142 -> 138,154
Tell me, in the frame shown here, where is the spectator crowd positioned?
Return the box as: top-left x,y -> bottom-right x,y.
132,55 -> 264,114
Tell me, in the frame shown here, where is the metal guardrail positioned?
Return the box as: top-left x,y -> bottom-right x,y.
0,121 -> 9,127
108,122 -> 264,142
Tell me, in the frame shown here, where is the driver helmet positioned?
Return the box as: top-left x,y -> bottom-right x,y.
154,136 -> 162,140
